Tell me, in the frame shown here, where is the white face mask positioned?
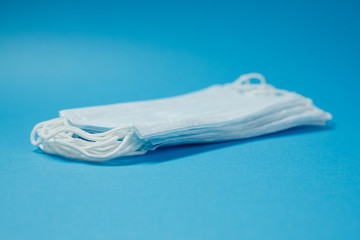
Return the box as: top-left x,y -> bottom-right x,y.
30,73 -> 332,162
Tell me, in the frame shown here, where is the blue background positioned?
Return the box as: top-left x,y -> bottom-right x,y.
1,0 -> 359,239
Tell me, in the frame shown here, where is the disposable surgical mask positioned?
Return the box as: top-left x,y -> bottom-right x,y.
30,73 -> 332,162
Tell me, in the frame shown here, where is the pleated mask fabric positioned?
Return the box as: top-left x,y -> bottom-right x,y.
30,73 -> 332,162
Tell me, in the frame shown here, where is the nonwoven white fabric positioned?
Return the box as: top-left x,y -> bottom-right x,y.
30,73 -> 332,162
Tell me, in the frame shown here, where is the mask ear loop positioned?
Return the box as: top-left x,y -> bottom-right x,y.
232,73 -> 287,96
30,118 -> 147,162
233,72 -> 266,86
232,73 -> 267,95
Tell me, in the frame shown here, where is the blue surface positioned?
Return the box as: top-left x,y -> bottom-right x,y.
1,0 -> 360,239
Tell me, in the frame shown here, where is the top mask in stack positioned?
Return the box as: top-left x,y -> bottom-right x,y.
30,73 -> 332,162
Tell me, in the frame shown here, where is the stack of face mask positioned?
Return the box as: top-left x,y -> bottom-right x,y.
30,73 -> 332,162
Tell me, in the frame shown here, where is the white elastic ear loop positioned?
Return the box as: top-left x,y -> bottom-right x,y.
48,131 -> 135,160
232,73 -> 287,96
232,73 -> 268,95
30,118 -> 147,162
31,118 -> 132,146
233,72 -> 266,86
